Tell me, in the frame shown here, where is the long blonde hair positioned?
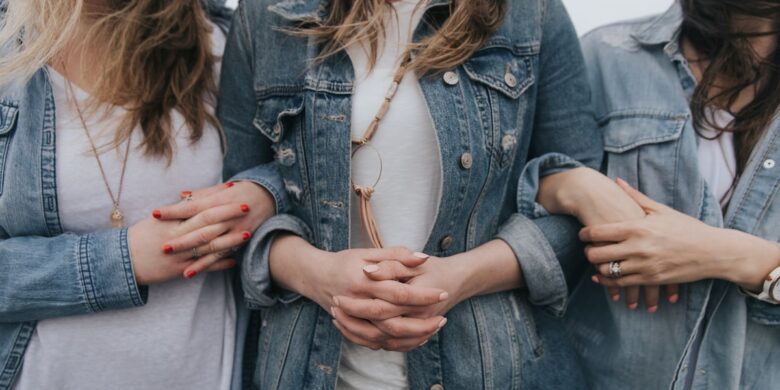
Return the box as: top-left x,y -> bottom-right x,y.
300,0 -> 506,74
0,0 -> 220,161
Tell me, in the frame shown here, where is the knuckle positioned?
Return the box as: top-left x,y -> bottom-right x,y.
392,287 -> 411,304
368,305 -> 386,319
196,230 -> 211,245
366,330 -> 385,343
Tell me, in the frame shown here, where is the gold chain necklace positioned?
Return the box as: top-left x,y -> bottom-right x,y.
66,80 -> 132,228
351,52 -> 412,248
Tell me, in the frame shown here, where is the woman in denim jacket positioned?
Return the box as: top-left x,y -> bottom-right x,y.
0,1 -> 281,389
152,0 -> 660,388
536,1 -> 780,389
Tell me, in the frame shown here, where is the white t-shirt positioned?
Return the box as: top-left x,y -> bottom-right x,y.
696,109 -> 737,208
339,1 -> 441,389
13,26 -> 236,390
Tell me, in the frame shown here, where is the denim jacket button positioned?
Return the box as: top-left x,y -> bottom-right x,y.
504,72 -> 518,88
430,384 -> 444,390
272,124 -> 281,135
764,159 -> 776,169
460,152 -> 473,169
439,236 -> 454,250
443,71 -> 459,86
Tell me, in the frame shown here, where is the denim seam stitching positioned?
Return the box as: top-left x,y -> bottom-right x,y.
78,234 -> 102,312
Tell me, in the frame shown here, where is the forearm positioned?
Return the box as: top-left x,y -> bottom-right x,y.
538,167 -> 645,225
451,240 -> 525,300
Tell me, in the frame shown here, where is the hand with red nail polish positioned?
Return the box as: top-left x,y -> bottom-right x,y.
149,181 -> 275,278
126,215 -> 239,286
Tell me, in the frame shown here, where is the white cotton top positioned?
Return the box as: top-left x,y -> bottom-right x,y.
338,1 -> 441,389
696,109 -> 738,208
13,26 -> 236,390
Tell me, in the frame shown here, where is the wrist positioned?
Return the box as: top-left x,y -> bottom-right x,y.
270,234 -> 325,297
445,253 -> 483,302
715,230 -> 780,290
540,167 -> 602,219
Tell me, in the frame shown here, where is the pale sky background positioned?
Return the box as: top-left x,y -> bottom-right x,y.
223,0 -> 675,35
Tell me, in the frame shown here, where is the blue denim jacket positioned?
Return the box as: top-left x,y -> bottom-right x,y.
566,4 -> 780,389
222,0 -> 604,388
0,3 -> 274,390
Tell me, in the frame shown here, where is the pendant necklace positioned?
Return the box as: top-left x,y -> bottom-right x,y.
66,80 -> 132,228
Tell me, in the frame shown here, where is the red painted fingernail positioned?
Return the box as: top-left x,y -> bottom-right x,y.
162,245 -> 173,254
628,303 -> 638,310
226,260 -> 237,268
242,231 -> 251,241
241,204 -> 250,213
226,181 -> 235,188
669,294 -> 679,304
185,270 -> 197,279
180,191 -> 192,199
648,305 -> 658,313
152,210 -> 162,219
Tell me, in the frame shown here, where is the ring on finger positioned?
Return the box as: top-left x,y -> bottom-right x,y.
190,247 -> 200,259
608,261 -> 622,279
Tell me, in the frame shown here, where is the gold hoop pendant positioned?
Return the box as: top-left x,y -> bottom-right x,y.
350,142 -> 383,190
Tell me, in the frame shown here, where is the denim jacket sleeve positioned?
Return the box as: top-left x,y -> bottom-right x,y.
240,214 -> 311,308
219,2 -> 289,214
495,0 -> 602,317
0,228 -> 147,323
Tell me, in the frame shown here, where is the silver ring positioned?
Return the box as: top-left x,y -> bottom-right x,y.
608,261 -> 622,279
185,194 -> 194,202
191,247 -> 200,259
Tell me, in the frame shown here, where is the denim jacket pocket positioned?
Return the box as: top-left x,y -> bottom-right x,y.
463,42 -> 538,168
602,111 -> 687,153
253,95 -> 309,204
0,101 -> 19,197
601,111 -> 688,203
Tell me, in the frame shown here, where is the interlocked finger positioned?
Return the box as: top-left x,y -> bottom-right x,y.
372,315 -> 446,339
363,260 -> 424,282
175,203 -> 249,237
164,222 -> 231,256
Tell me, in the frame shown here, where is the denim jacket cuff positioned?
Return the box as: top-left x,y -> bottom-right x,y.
495,214 -> 568,317
241,214 -> 312,309
79,228 -> 147,312
517,153 -> 585,219
231,163 -> 290,214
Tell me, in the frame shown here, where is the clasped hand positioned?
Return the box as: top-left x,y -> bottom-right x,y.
273,237 -> 464,352
128,181 -> 274,285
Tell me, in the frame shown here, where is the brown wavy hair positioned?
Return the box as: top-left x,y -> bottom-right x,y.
297,0 -> 507,74
681,0 -> 780,174
0,0 -> 220,161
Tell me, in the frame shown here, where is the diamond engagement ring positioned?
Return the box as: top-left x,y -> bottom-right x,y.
608,261 -> 622,279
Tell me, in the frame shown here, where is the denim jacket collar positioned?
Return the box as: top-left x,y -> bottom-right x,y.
631,3 -> 683,47
268,0 -> 451,22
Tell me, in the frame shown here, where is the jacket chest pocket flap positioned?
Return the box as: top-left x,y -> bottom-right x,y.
0,102 -> 19,196
252,95 -> 304,143
602,112 -> 688,154
601,112 -> 689,203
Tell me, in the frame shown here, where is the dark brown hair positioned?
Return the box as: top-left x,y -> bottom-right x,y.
681,0 -> 780,174
297,0 -> 506,74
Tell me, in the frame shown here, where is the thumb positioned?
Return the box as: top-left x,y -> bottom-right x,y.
615,178 -> 665,213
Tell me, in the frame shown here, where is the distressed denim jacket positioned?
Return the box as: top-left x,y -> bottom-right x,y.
0,3 -> 276,390
564,4 -> 780,390
222,0 -> 604,388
